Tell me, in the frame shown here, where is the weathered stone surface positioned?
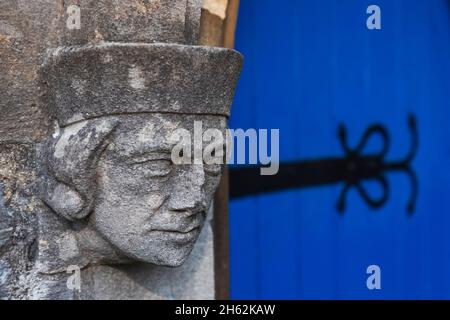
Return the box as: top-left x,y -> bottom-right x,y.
0,0 -> 58,142
56,0 -> 202,46
0,144 -> 38,300
43,43 -> 243,126
75,209 -> 214,300
29,208 -> 214,300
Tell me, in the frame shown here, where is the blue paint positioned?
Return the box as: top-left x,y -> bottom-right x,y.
229,0 -> 450,299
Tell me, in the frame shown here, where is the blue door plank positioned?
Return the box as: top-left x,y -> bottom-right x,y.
230,0 -> 450,299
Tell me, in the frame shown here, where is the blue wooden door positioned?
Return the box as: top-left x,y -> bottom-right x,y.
229,0 -> 450,299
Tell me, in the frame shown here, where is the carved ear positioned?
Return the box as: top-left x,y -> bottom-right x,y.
43,182 -> 85,222
43,118 -> 119,221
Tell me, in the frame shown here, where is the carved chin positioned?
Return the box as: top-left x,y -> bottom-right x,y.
156,250 -> 193,268
135,241 -> 197,267
108,229 -> 202,267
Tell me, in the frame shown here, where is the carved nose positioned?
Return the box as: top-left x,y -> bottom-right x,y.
168,164 -> 206,211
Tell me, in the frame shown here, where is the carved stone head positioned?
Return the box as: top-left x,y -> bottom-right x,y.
41,43 -> 242,267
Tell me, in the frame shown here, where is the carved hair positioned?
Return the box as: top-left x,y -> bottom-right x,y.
42,117 -> 119,221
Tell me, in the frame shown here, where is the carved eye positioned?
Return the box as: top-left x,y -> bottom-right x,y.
134,159 -> 173,177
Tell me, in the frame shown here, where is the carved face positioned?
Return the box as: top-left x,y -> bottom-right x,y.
91,114 -> 226,266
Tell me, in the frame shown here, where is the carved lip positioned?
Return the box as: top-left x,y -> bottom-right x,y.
151,225 -> 201,234
146,209 -> 205,239
147,227 -> 201,242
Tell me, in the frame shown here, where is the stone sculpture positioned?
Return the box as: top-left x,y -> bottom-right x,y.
40,43 -> 242,268
1,0 -> 243,299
